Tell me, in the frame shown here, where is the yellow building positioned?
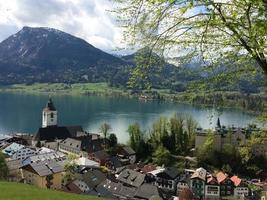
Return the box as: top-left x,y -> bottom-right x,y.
21,160 -> 64,190
262,189 -> 267,200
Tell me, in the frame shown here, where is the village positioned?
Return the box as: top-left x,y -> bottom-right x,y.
0,98 -> 267,200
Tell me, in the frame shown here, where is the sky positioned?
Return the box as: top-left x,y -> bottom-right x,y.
0,0 -> 129,54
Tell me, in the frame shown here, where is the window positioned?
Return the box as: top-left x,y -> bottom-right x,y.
51,113 -> 54,118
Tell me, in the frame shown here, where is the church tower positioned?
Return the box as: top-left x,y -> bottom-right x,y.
42,98 -> 57,128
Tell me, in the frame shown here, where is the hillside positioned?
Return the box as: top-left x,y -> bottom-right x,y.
0,182 -> 102,200
0,26 -> 128,84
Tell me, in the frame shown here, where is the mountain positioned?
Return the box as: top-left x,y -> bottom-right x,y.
0,26 -> 127,84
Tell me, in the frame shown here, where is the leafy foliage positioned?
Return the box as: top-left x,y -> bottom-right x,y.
0,152 -> 8,180
114,0 -> 267,75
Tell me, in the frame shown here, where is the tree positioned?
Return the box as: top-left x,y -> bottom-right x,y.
197,130 -> 216,166
63,154 -> 78,184
152,145 -> 172,166
100,123 -> 112,149
150,116 -> 169,148
109,133 -> 118,147
114,0 -> 267,77
0,152 -> 8,180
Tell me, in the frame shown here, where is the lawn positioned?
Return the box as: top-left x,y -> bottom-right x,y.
0,82 -> 128,96
0,182 -> 103,200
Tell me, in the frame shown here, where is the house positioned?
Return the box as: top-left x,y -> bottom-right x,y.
89,150 -> 110,166
134,183 -> 161,200
75,157 -> 100,168
190,167 -> 206,199
140,164 -> 157,174
74,169 -> 106,193
5,159 -> 22,181
177,175 -> 190,196
205,175 -> 220,200
59,138 -> 82,155
21,160 -> 64,189
154,167 -> 179,194
117,168 -> 145,188
85,183 -> 116,199
62,181 -> 83,194
261,186 -> 267,200
101,179 -> 137,199
179,188 -> 196,200
117,146 -> 136,164
2,142 -> 37,161
59,135 -> 104,155
11,147 -> 37,160
22,151 -> 66,166
230,175 -> 249,198
108,156 -> 123,171
2,142 -> 25,157
216,171 -> 234,197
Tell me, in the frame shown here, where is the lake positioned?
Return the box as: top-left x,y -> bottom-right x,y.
0,92 -> 259,143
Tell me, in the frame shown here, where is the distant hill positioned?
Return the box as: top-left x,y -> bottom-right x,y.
0,26 -> 127,84
0,27 -> 263,93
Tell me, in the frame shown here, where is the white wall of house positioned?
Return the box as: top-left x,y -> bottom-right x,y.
177,182 -> 189,195
234,187 -> 249,197
205,185 -> 220,197
73,180 -> 90,192
129,155 -> 136,164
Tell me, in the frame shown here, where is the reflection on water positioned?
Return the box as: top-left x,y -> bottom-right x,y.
0,93 -> 258,143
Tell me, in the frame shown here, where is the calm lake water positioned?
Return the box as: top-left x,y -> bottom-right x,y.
0,92 -> 259,143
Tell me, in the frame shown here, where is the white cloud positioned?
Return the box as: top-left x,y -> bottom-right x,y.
0,0 -> 128,54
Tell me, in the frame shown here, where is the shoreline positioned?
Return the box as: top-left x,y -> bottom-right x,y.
0,83 -> 264,115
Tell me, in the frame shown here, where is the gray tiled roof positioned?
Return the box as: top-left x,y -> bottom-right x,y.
23,160 -> 64,177
117,169 -> 145,187
121,146 -> 136,155
22,151 -> 65,166
60,138 -> 81,151
134,183 -> 160,200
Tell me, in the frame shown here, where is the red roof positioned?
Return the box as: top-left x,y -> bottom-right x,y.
253,182 -> 267,187
230,176 -> 242,186
216,171 -> 227,183
179,188 -> 196,200
207,176 -> 218,184
141,164 -> 157,173
61,182 -> 82,194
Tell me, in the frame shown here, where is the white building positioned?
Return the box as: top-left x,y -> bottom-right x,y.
42,98 -> 57,128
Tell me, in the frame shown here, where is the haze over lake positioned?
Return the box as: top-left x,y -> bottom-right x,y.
0,93 -> 258,143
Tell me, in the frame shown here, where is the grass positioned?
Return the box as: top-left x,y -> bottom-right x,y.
0,182 -> 102,200
0,83 -> 129,96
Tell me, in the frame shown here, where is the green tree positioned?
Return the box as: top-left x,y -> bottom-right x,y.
100,123 -> 112,149
109,133 -> 118,148
63,154 -> 78,184
128,123 -> 143,150
127,123 -> 149,159
114,0 -> 267,75
185,115 -> 198,148
150,116 -> 169,148
0,152 -> 8,180
197,130 -> 216,165
152,145 -> 172,166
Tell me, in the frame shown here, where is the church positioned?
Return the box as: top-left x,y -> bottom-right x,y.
32,98 -> 85,147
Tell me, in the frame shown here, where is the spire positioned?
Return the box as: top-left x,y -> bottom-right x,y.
216,117 -> 221,128
45,97 -> 56,111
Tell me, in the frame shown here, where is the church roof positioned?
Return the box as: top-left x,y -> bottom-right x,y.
33,126 -> 83,142
43,98 -> 56,111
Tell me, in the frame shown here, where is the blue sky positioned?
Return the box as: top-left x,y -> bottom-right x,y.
0,0 -> 129,54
